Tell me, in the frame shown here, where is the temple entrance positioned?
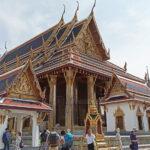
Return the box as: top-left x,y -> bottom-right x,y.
137,116 -> 143,130
75,76 -> 87,126
114,107 -> 124,130
23,117 -> 31,132
137,107 -> 143,130
148,117 -> 150,130
116,116 -> 124,130
56,76 -> 66,126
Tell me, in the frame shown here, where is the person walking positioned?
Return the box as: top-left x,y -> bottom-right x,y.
64,129 -> 73,150
85,129 -> 95,150
40,130 -> 48,149
2,128 -> 11,150
60,130 -> 68,150
116,128 -> 123,150
130,128 -> 138,150
15,132 -> 23,150
48,128 -> 60,150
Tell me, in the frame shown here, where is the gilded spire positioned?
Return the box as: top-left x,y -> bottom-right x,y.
107,48 -> 110,58
73,1 -> 79,21
145,66 -> 150,83
60,4 -> 66,23
90,0 -> 96,16
124,62 -> 127,72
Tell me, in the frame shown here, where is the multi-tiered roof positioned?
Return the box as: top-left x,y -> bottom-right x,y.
0,5 -> 149,102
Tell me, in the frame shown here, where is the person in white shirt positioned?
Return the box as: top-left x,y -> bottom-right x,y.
16,132 -> 23,150
85,129 -> 95,150
116,128 -> 122,150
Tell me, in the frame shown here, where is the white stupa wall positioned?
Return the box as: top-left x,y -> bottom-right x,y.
106,102 -> 148,132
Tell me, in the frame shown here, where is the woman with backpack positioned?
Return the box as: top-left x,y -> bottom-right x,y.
16,132 -> 23,150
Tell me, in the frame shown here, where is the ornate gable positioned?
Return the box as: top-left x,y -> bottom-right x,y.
75,27 -> 103,60
7,62 -> 43,100
74,15 -> 109,61
110,78 -> 125,97
105,74 -> 129,101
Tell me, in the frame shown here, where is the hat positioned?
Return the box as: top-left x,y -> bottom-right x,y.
116,128 -> 120,132
132,128 -> 137,132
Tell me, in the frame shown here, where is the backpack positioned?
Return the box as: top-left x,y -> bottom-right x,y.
41,132 -> 47,142
19,139 -> 24,148
48,132 -> 60,147
2,133 -> 7,143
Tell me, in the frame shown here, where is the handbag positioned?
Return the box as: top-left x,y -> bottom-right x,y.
19,139 -> 24,148
130,143 -> 133,149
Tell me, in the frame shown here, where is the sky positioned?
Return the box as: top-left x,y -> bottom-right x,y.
0,0 -> 150,79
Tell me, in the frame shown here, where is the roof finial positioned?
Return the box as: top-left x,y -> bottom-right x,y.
76,1 -> 79,15
91,0 -> 96,15
4,41 -> 7,52
61,4 -> 66,22
107,48 -> 110,58
145,66 -> 150,83
73,1 -> 79,21
124,62 -> 127,72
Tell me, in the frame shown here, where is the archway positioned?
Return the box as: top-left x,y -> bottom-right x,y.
114,107 -> 125,130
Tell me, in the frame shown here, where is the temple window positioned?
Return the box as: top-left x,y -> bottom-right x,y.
136,107 -> 143,130
146,110 -> 150,130
114,107 -> 125,130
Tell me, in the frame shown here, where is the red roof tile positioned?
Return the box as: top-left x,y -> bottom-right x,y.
0,98 -> 51,112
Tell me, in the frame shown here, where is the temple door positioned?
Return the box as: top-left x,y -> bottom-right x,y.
137,116 -> 143,130
116,116 -> 124,130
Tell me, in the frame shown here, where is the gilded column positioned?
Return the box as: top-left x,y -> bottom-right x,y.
87,76 -> 96,105
64,68 -> 76,130
47,75 -> 57,130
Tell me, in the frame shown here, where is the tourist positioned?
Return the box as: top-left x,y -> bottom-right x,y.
60,130 -> 68,150
64,129 -> 73,150
130,128 -> 138,150
48,128 -> 60,150
40,129 -> 49,149
2,128 -> 11,150
116,128 -> 122,150
16,132 -> 23,150
85,128 -> 95,150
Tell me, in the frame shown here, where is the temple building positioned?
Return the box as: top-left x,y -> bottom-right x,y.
102,73 -> 150,132
0,4 -> 150,140
0,61 -> 51,148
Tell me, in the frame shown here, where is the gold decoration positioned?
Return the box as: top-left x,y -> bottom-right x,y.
85,99 -> 104,142
37,112 -> 47,124
0,115 -> 6,124
9,73 -> 33,97
75,28 -> 102,60
114,106 -> 124,117
8,61 -> 43,100
136,106 -> 143,116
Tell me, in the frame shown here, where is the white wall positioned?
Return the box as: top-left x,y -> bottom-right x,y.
106,102 -> 146,132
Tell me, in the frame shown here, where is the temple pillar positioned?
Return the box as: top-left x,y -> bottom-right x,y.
64,68 -> 76,130
87,75 -> 96,105
47,75 -> 57,130
16,115 -> 23,132
32,114 -> 40,147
